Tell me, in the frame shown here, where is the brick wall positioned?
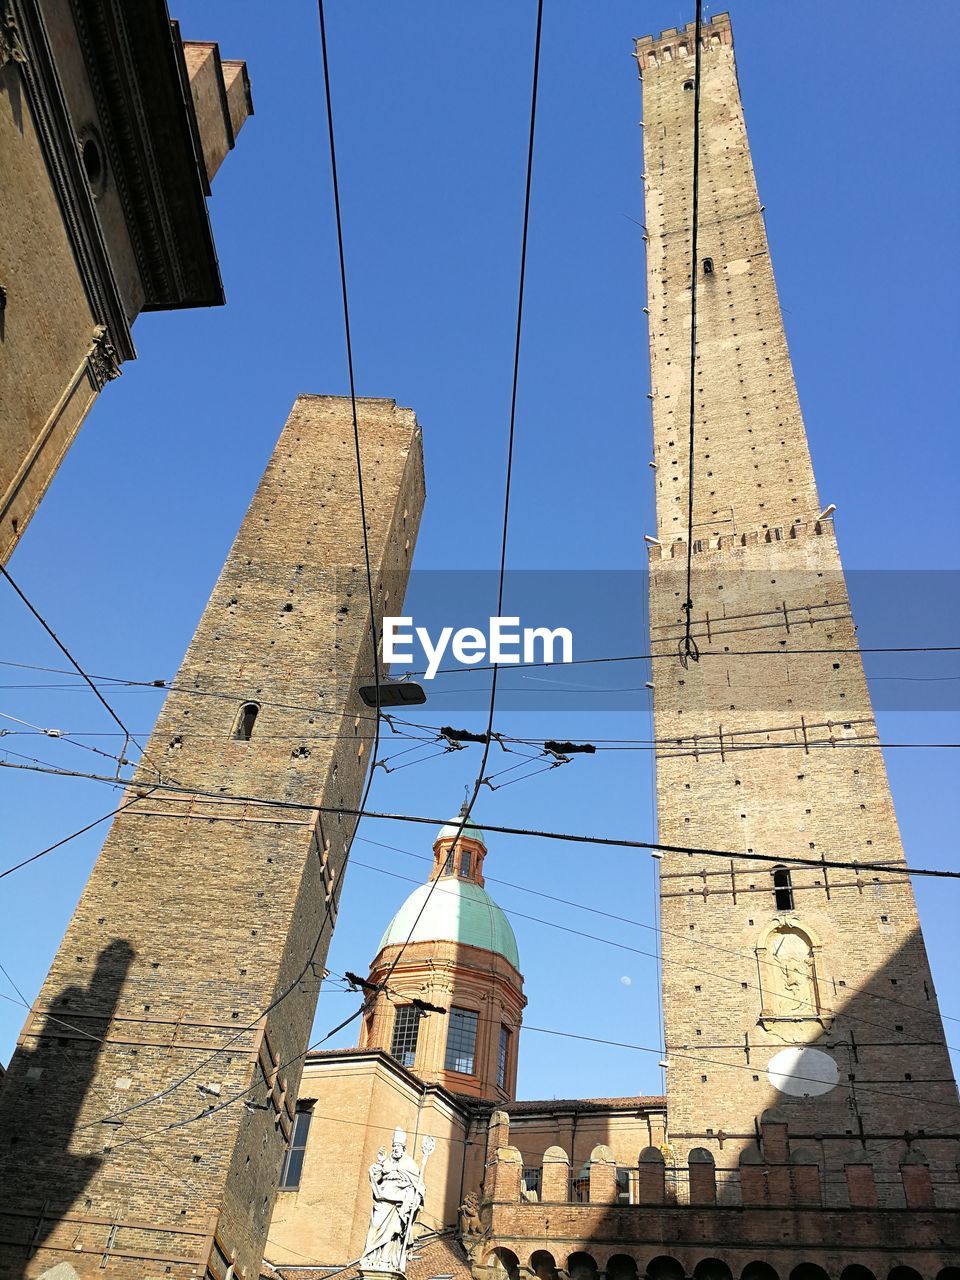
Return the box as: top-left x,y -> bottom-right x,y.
479,1114 -> 960,1280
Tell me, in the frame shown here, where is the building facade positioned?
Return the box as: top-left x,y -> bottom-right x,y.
0,396 -> 425,1279
264,819 -> 666,1276
0,0 -> 252,563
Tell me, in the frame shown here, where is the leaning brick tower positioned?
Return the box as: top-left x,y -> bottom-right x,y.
0,396 -> 424,1278
637,14 -> 960,1206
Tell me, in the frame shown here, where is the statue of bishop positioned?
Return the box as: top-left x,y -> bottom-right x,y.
361,1127 -> 428,1275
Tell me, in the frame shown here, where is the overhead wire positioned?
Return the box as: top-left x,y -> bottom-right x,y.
354,833 -> 960,1028
2,763 -> 959,882
0,788 -> 157,883
0,564 -> 160,780
3,638 -> 960,686
347,856 -> 960,1054
94,955 -> 960,1164
372,0 -> 545,1002
678,0 -> 704,667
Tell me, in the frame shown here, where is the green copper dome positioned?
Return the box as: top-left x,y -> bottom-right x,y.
436,814 -> 486,847
377,878 -> 519,971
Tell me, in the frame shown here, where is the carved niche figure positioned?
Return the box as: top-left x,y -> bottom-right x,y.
458,1191 -> 484,1240
362,1127 -> 433,1274
769,928 -> 818,1017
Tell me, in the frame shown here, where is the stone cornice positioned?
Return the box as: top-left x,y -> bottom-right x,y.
8,0 -> 134,359
66,0 -> 223,310
301,1046 -> 475,1121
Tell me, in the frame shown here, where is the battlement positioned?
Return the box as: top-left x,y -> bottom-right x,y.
634,13 -> 732,73
646,518 -> 835,562
474,1115 -> 959,1280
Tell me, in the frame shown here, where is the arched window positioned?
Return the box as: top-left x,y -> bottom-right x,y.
772,866 -> 794,911
683,79 -> 695,91
233,702 -> 259,741
702,257 -> 715,275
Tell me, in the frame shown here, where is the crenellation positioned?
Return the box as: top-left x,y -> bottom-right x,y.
635,14 -> 733,74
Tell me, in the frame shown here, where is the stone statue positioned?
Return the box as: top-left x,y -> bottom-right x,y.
361,1127 -> 433,1274
458,1191 -> 483,1239
772,930 -> 817,1016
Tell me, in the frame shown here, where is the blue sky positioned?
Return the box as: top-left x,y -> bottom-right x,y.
1,1 -> 958,1101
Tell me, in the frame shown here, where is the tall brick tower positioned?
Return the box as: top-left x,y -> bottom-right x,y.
637,14 -> 960,1205
0,396 -> 425,1277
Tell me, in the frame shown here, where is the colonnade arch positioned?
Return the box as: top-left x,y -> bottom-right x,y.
508,1250 -> 949,1280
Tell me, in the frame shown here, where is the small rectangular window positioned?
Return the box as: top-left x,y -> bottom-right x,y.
497,1025 -> 510,1089
390,1005 -> 422,1068
444,1007 -> 479,1074
279,1108 -> 312,1190
773,866 -> 794,911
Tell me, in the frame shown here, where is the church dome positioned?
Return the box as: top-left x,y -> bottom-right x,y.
435,814 -> 486,848
376,878 -> 519,971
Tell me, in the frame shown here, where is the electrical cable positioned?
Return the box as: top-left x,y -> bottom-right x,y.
678,0 -> 704,667
2,763 -> 958,882
4,720 -> 960,755
97,961 -> 960,1163
348,856 -> 960,1054
0,788 -> 157,883
0,565 -> 160,780
373,0 -> 545,1001
4,639 -> 960,685
354,833 -> 960,1028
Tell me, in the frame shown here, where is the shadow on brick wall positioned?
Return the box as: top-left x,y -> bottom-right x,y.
0,939 -> 134,1278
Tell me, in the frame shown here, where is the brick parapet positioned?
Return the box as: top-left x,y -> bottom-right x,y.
479,1116 -> 960,1274
635,14 -> 733,74
480,1120 -> 960,1279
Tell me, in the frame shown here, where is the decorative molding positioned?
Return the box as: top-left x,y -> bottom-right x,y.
0,329 -> 111,533
67,0 -> 183,301
88,322 -> 122,389
65,0 -> 223,310
0,1 -> 27,66
8,0 -> 134,361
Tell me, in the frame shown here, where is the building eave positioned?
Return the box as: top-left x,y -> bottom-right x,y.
69,0 -> 224,310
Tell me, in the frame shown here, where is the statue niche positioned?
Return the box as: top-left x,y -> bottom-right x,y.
756,921 -> 825,1025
